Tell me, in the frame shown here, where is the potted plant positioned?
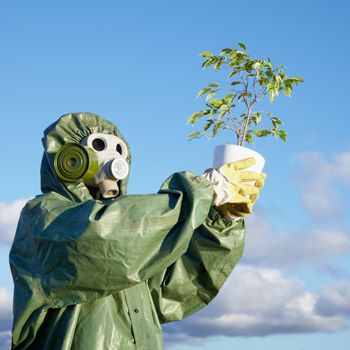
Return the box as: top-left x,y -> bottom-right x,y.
187,42 -> 303,172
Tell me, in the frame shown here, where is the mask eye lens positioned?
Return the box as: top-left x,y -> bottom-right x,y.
116,144 -> 123,155
92,138 -> 106,151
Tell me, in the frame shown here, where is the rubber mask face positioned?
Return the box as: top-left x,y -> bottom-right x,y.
81,133 -> 129,198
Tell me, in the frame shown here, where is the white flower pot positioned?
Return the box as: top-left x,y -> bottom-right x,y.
213,144 -> 265,173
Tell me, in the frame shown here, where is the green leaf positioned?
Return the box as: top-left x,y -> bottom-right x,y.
230,81 -> 241,86
200,51 -> 213,58
220,104 -> 229,112
292,76 -> 304,83
213,121 -> 224,137
196,88 -> 211,99
206,90 -> 217,100
259,77 -> 270,87
238,42 -> 247,50
252,112 -> 262,125
279,130 -> 287,142
209,98 -> 222,108
218,110 -> 228,120
267,82 -> 278,102
202,59 -> 214,68
221,48 -> 232,54
214,61 -> 222,71
188,131 -> 201,140
256,112 -> 262,124
204,120 -> 214,131
223,94 -> 235,105
284,86 -> 292,97
208,82 -> 219,87
228,70 -> 237,79
252,61 -> 261,70
274,75 -> 283,90
276,66 -> 285,75
272,117 -> 282,127
186,111 -> 205,125
254,130 -> 271,137
271,128 -> 279,136
229,50 -> 237,60
209,108 -> 216,116
236,50 -> 248,57
245,133 -> 253,145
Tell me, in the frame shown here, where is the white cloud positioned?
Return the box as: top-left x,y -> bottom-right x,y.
0,288 -> 12,314
243,210 -> 350,267
0,200 -> 27,245
334,152 -> 350,186
163,265 -> 347,345
0,287 -> 13,343
316,281 -> 350,317
0,332 -> 11,350
292,151 -> 350,220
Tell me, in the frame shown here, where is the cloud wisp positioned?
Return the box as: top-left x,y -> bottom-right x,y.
0,200 -> 27,245
0,287 -> 12,349
163,265 -> 348,345
243,210 -> 350,267
316,281 -> 350,317
292,151 -> 350,220
0,332 -> 11,350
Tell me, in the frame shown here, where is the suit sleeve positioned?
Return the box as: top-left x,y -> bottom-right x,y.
147,206 -> 245,323
10,172 -> 215,308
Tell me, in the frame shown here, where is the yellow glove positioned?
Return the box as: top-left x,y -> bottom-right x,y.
217,157 -> 266,219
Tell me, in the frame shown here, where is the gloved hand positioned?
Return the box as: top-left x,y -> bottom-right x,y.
202,157 -> 266,220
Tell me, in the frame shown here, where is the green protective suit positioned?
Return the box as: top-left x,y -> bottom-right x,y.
9,113 -> 245,350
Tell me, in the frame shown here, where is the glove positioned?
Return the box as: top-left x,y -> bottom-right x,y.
202,157 -> 266,220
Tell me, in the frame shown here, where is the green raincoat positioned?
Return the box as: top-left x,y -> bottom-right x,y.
10,113 -> 245,349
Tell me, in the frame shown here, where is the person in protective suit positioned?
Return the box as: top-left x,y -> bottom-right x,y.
10,112 -> 266,350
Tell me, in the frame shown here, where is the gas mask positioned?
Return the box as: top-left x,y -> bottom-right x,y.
54,133 -> 129,198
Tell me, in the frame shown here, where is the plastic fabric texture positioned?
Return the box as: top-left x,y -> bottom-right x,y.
9,112 -> 245,349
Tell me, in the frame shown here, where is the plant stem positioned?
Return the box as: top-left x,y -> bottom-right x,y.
240,104 -> 253,146
228,111 -> 240,144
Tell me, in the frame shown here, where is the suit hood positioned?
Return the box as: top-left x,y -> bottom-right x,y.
40,112 -> 131,202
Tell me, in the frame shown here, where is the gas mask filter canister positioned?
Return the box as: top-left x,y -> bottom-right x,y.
54,133 -> 129,198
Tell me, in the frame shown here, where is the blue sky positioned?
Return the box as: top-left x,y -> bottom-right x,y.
0,1 -> 349,349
